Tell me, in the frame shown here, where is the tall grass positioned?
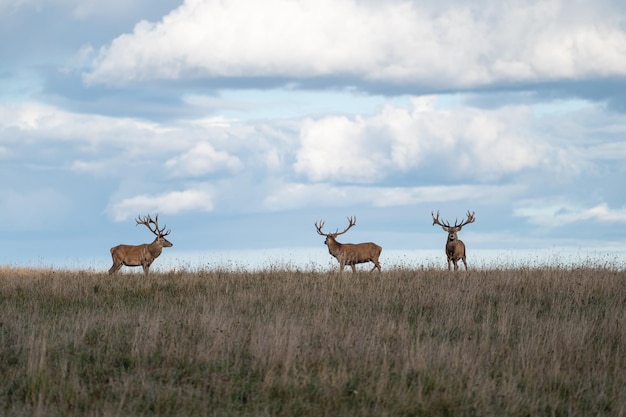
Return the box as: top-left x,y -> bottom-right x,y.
1,265 -> 625,416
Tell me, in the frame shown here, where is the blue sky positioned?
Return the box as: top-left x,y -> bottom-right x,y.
2,0 -> 626,269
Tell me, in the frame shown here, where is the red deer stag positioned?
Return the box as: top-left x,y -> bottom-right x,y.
109,214 -> 173,275
315,216 -> 382,272
432,210 -> 475,271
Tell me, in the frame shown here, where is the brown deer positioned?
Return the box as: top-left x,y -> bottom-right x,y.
432,210 -> 475,271
108,214 -> 173,275
315,216 -> 382,272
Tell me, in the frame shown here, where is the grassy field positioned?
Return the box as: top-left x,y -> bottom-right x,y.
1,265 -> 625,416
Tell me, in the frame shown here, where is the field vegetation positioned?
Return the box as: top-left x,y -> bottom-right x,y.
1,264 -> 625,416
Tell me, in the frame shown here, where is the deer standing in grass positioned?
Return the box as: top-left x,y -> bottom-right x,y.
109,214 -> 173,275
432,210 -> 475,271
315,216 -> 382,272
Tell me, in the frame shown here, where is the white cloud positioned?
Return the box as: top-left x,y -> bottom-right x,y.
580,204 -> 626,223
295,97 -> 554,183
294,115 -> 391,183
84,0 -> 626,87
263,182 -> 524,211
0,102 -> 175,150
108,187 -> 214,221
3,94 -> 619,200
0,101 -> 250,177
165,142 -> 242,177
514,201 -> 626,226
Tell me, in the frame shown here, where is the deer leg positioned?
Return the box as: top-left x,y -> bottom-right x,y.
350,264 -> 357,273
452,259 -> 459,271
461,256 -> 468,271
108,262 -> 122,275
370,260 -> 381,272
142,261 -> 151,275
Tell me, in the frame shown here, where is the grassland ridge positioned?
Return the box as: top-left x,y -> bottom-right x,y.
1,266 -> 625,416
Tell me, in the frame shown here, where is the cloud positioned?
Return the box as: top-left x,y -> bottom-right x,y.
84,0 -> 626,90
108,187 -> 214,221
0,102 -> 173,148
0,101 -> 250,177
294,96 -> 555,183
5,93 -> 622,224
3,93 -> 621,191
165,142 -> 242,177
294,115 -> 391,183
263,182 -> 524,211
514,201 -> 626,227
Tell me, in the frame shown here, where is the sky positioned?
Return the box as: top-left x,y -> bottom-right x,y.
2,0 -> 626,270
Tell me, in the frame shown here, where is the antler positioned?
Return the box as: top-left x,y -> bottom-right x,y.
136,214 -> 171,237
314,220 -> 327,236
454,210 -> 475,229
431,210 -> 451,229
336,216 -> 357,236
315,216 -> 357,236
432,210 -> 475,230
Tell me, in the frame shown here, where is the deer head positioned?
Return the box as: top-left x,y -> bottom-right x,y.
136,214 -> 173,248
315,216 -> 357,246
431,210 -> 475,242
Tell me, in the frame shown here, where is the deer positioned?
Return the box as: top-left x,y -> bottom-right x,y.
108,214 -> 173,275
431,210 -> 476,271
315,216 -> 382,272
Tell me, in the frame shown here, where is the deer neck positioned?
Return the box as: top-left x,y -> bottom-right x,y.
446,234 -> 459,250
326,237 -> 343,257
147,239 -> 164,257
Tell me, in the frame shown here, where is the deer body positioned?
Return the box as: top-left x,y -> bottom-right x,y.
444,232 -> 467,271
325,237 -> 382,272
109,214 -> 172,275
109,239 -> 170,275
432,210 -> 475,271
316,216 -> 382,272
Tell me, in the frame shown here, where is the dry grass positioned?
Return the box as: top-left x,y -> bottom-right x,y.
1,265 -> 625,416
